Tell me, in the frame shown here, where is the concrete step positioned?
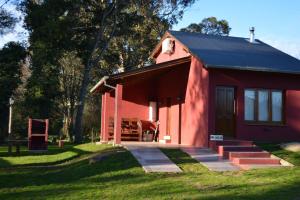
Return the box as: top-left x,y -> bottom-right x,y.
229,151 -> 271,160
210,140 -> 253,151
232,157 -> 281,165
218,146 -> 261,158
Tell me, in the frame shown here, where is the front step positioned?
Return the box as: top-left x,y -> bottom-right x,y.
210,140 -> 253,151
209,139 -> 287,170
218,146 -> 261,158
232,157 -> 281,165
229,151 -> 271,160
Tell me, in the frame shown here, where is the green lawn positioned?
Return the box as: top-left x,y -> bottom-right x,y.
0,143 -> 300,199
0,143 -> 113,167
257,142 -> 300,166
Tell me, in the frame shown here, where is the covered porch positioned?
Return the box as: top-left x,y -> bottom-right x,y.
91,56 -> 191,145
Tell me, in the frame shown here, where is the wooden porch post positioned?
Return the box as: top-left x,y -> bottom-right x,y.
100,94 -> 104,141
101,92 -> 110,142
114,84 -> 123,145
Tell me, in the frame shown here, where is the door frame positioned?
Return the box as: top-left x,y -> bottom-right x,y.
214,85 -> 237,138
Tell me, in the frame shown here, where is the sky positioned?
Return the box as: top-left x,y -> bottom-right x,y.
0,0 -> 300,59
0,1 -> 28,47
172,0 -> 300,59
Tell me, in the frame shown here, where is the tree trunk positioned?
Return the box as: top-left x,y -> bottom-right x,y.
68,103 -> 75,141
72,3 -> 117,143
73,62 -> 92,143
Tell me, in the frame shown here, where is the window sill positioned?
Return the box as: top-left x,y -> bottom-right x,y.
244,122 -> 286,127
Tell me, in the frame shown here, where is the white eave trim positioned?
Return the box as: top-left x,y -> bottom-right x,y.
90,76 -> 110,93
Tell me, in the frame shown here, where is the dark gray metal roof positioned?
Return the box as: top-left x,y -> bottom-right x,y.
169,30 -> 300,74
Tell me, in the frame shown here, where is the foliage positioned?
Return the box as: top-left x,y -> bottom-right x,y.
21,0 -> 195,141
0,42 -> 26,140
10,58 -> 31,138
58,51 -> 84,140
22,0 -> 73,118
0,8 -> 18,35
180,16 -> 231,36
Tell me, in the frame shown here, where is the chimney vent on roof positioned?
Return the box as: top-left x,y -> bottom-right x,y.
249,27 -> 255,43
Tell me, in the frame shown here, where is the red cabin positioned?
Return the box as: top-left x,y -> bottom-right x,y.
91,30 -> 300,147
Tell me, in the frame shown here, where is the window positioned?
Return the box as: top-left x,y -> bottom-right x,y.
244,89 -> 284,124
245,90 -> 255,121
272,91 -> 283,122
258,90 -> 269,121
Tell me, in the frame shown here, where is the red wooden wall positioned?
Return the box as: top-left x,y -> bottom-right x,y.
208,68 -> 300,142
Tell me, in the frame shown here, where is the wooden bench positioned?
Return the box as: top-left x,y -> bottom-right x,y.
108,117 -> 142,141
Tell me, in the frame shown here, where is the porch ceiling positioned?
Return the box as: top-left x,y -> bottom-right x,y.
91,56 -> 191,94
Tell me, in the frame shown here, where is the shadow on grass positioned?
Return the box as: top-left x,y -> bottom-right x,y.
0,144 -> 86,157
0,144 -> 117,168
160,148 -> 210,174
0,149 -> 141,190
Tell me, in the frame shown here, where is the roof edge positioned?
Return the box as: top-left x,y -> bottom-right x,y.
90,76 -> 109,94
91,56 -> 191,94
111,56 -> 191,80
206,64 -> 300,75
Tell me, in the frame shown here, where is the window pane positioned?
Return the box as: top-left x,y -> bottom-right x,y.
272,91 -> 282,122
258,90 -> 269,121
245,90 -> 255,120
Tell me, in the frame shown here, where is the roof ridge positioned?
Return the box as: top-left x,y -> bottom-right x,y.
169,30 -> 249,40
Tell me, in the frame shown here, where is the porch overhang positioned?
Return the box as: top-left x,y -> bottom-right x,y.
90,56 -> 191,94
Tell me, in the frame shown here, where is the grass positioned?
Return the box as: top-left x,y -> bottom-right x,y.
0,143 -> 113,167
257,142 -> 300,166
0,143 -> 300,199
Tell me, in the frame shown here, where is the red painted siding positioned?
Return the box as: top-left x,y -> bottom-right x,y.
156,41 -> 190,64
155,64 -> 190,144
209,68 -> 300,142
181,57 -> 210,147
122,82 -> 152,120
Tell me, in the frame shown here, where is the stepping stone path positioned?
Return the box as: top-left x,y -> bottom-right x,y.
123,144 -> 182,173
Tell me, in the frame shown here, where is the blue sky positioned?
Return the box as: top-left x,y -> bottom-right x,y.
173,0 -> 300,59
1,0 -> 300,59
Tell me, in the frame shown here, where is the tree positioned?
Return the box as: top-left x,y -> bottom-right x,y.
58,51 -> 83,140
22,0 -> 74,125
22,0 -> 195,142
0,42 -> 26,139
0,3 -> 18,35
180,17 -> 231,36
